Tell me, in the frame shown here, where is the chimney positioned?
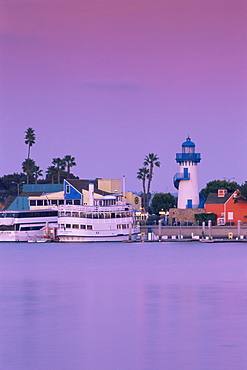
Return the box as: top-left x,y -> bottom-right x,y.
88,181 -> 94,206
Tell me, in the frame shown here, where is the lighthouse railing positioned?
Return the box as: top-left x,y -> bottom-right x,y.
175,153 -> 201,163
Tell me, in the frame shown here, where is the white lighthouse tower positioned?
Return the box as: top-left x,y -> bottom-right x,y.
174,137 -> 201,209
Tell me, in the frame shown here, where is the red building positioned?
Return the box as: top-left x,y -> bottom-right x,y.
205,189 -> 247,225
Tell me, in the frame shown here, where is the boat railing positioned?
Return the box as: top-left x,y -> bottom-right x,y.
58,204 -> 132,214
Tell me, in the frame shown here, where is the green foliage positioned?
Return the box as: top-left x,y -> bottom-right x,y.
63,155 -> 76,177
0,173 -> 26,203
200,180 -> 239,199
239,181 -> 247,201
137,153 -> 161,212
24,127 -> 36,159
195,213 -> 217,222
150,193 -> 176,215
22,158 -> 36,184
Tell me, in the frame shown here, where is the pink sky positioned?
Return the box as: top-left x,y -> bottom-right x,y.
0,0 -> 246,192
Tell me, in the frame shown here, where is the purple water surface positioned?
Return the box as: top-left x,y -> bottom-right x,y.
0,242 -> 247,370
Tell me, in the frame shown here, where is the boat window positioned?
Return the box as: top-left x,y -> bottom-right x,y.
66,185 -> 70,194
59,200 -> 64,205
117,224 -> 121,229
30,200 -> 36,206
66,224 -> 71,228
0,213 -> 5,218
105,213 -> 110,218
87,213 -> 92,218
65,211 -> 71,217
6,213 -> 16,218
99,213 -> 104,219
72,212 -> 79,217
111,213 -> 115,218
80,225 -> 86,229
87,225 -> 93,230
74,200 -> 81,205
93,213 -> 98,218
37,200 -> 43,206
72,224 -> 79,229
116,213 -> 121,218
51,200 -> 58,205
66,200 -> 72,205
59,224 -> 65,229
80,212 -> 86,218
122,224 -> 127,229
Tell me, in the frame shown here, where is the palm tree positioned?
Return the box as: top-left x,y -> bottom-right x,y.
63,155 -> 76,178
137,167 -> 149,211
22,158 -> 35,184
46,166 -> 57,184
33,165 -> 43,184
144,153 -> 161,195
52,158 -> 65,184
24,128 -> 36,159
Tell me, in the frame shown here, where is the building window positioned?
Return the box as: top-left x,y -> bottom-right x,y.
66,185 -> 70,194
228,212 -> 234,220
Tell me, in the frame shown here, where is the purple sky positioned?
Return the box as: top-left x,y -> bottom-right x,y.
1,0 -> 246,193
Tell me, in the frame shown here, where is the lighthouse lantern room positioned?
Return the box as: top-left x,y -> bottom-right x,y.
174,137 -> 201,209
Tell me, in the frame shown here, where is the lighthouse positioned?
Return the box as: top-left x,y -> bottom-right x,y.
174,137 -> 201,209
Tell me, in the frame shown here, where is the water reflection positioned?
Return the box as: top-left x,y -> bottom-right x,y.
0,243 -> 247,370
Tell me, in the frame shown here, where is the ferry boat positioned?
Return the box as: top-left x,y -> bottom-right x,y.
0,209 -> 58,242
57,183 -> 140,242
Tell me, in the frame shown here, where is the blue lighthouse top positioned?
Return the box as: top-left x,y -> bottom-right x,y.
182,136 -> 195,147
175,136 -> 201,164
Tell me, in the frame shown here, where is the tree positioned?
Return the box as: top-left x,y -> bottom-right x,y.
236,181 -> 247,202
33,165 -> 43,184
150,193 -> 176,215
63,155 -> 76,178
137,167 -> 149,211
46,166 -> 57,184
143,153 -> 161,195
52,157 -> 65,184
22,158 -> 36,184
24,127 -> 36,159
0,173 -> 26,203
200,180 -> 239,199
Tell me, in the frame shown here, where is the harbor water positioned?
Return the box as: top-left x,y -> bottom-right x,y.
0,242 -> 247,370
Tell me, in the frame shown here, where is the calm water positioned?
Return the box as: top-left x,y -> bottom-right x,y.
0,242 -> 247,370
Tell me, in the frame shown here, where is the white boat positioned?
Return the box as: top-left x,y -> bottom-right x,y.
0,209 -> 58,242
57,184 -> 140,242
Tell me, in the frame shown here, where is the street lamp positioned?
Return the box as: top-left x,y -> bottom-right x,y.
223,177 -> 235,182
12,181 -> 24,196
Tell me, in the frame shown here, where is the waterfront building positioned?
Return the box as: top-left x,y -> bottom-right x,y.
205,189 -> 247,226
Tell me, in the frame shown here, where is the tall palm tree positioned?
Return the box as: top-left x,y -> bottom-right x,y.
24,127 -> 36,159
137,167 -> 149,211
52,157 -> 65,184
63,155 -> 76,178
144,153 -> 161,195
33,165 -> 43,184
22,158 -> 35,184
46,166 -> 57,184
